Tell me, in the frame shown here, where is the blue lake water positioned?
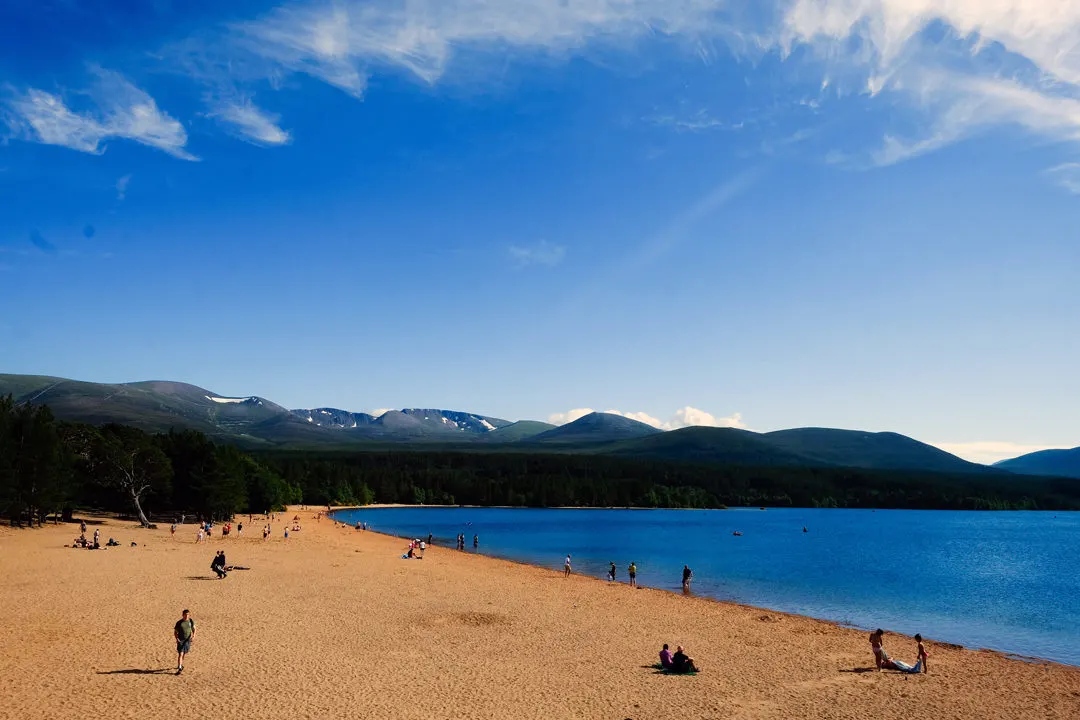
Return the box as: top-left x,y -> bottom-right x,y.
332,507 -> 1080,666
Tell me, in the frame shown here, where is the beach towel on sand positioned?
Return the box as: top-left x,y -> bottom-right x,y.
651,663 -> 699,676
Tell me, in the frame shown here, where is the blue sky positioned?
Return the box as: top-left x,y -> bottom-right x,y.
2,1 -> 1078,463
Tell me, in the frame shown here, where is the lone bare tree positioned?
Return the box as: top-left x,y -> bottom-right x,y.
63,424 -> 171,527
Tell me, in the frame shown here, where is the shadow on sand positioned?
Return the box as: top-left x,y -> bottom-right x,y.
97,668 -> 173,675
184,576 -> 215,581
840,667 -> 877,674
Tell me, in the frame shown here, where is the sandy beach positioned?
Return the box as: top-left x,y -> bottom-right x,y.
2,511 -> 1078,720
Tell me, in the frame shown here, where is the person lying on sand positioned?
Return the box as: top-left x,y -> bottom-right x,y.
888,634 -> 928,674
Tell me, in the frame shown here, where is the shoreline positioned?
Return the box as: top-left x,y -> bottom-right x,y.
2,510 -> 1078,719
331,505 -> 1078,668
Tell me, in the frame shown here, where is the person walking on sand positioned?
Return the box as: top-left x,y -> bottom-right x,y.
682,565 -> 693,592
628,562 -> 637,588
174,609 -> 195,675
564,554 -> 572,577
196,528 -> 204,543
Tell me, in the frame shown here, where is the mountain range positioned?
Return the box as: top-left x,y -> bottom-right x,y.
1,373 -> 1073,477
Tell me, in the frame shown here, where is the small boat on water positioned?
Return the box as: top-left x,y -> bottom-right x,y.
732,531 -> 743,536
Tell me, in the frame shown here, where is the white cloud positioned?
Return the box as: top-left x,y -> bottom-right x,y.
3,68 -> 195,160
547,408 -> 596,426
778,1 -> 1080,164
1046,162 -> 1080,194
116,174 -> 131,201
646,109 -> 731,132
154,0 -> 1080,168
548,406 -> 746,430
232,0 -> 728,94
509,240 -> 566,267
208,96 -> 291,146
670,406 -> 746,429
932,441 -> 1072,466
871,72 -> 1080,166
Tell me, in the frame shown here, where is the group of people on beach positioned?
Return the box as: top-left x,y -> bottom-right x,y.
658,644 -> 699,674
403,538 -> 426,559
871,629 -> 928,673
605,561 -> 639,587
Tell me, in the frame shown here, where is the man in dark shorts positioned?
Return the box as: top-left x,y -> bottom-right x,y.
682,565 -> 693,592
174,609 -> 195,674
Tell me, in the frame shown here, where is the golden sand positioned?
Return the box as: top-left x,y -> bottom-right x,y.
2,510 -> 1078,720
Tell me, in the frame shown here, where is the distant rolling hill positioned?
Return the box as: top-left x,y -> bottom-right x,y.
528,412 -> 662,444
761,428 -> 997,474
995,447 -> 1080,478
477,420 -> 557,442
605,426 -> 823,467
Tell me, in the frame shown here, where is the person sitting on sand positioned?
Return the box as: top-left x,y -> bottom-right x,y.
659,644 -> 674,669
211,550 -> 227,579
671,646 -> 698,674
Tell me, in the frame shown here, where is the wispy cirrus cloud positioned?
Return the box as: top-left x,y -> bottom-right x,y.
2,67 -> 195,160
777,1 -> 1080,167
116,174 -> 131,201
508,240 -> 565,267
229,0 -> 728,94
207,96 -> 291,146
548,406 -> 746,430
1046,162 -> 1080,195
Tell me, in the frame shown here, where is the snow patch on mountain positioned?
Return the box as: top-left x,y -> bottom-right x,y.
207,395 -> 252,404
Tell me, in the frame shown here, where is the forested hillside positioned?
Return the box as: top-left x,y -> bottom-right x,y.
3,397 -> 1077,526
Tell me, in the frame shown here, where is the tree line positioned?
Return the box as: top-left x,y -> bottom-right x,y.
3,396 -> 1078,526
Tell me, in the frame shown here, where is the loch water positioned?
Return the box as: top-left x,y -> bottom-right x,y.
332,506 -> 1080,666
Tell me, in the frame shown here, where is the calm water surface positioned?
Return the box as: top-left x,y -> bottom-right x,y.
333,507 -> 1080,666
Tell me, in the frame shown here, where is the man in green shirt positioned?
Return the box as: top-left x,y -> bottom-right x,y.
173,609 -> 195,675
